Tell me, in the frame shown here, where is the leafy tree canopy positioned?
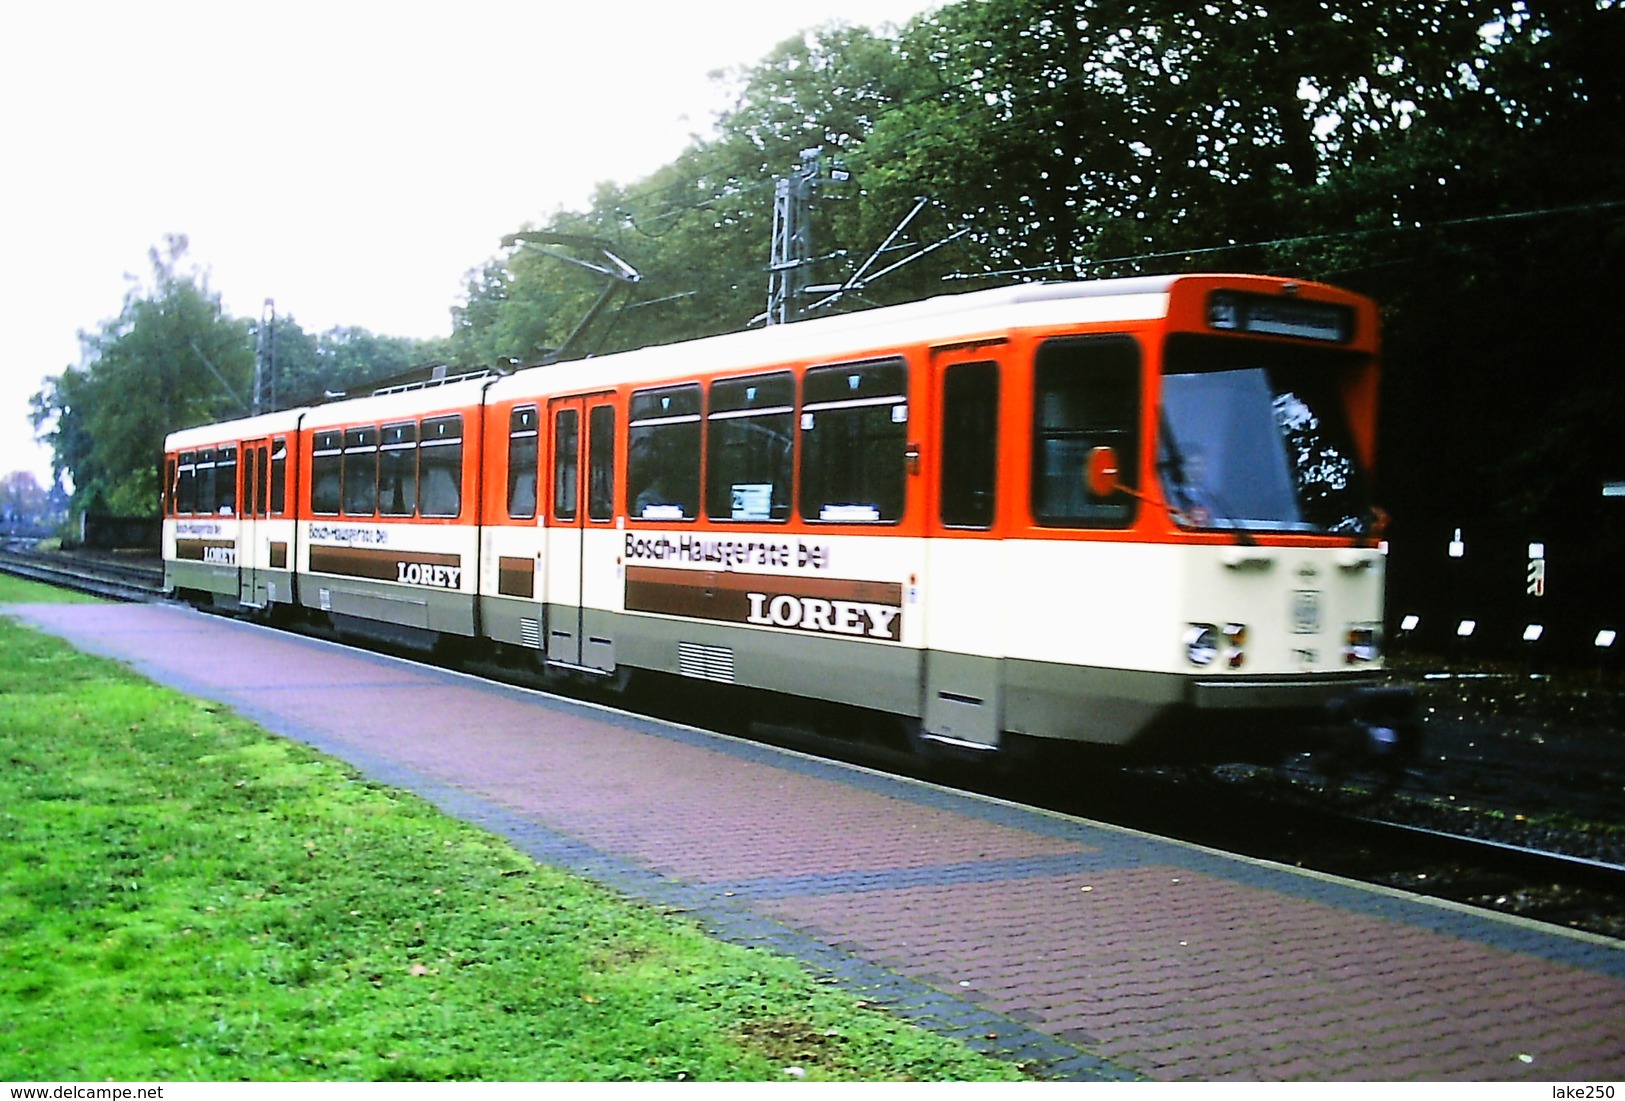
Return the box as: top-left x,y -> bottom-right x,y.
38,0 -> 1624,544
32,236 -> 254,516
456,0 -> 1622,548
33,236 -> 449,516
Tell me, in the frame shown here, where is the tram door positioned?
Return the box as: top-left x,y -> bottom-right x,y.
920,352 -> 1006,750
238,437 -> 271,607
543,394 -> 617,670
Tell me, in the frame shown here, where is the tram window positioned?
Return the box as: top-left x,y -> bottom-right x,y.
176,452 -> 197,514
342,426 -> 378,516
163,457 -> 177,516
940,361 -> 999,529
505,406 -> 539,519
419,415 -> 463,518
311,431 -> 342,515
193,448 -> 216,516
1032,335 -> 1140,528
800,358 -> 908,524
627,384 -> 701,521
378,422 -> 417,517
254,446 -> 269,517
215,446 -> 238,514
269,437 -> 288,515
553,408 -> 578,521
706,372 -> 792,522
244,448 -> 258,517
588,404 -> 616,522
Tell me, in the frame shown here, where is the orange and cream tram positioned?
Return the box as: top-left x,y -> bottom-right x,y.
163,274 -> 1414,765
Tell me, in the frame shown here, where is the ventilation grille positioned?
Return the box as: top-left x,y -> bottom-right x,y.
678,642 -> 735,683
519,618 -> 541,649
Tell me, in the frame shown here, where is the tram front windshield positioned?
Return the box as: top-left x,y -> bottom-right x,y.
1158,335 -> 1373,535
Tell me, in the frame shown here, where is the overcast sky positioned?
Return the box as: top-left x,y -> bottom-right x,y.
0,0 -> 939,485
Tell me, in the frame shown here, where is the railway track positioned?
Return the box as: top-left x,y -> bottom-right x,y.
1130,768 -> 1625,941
650,685 -> 1625,942
0,543 -> 166,603
10,543 -> 1624,941
658,691 -> 1625,943
1342,815 -> 1625,936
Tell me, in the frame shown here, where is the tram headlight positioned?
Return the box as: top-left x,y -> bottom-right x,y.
1223,623 -> 1247,669
1184,624 -> 1219,666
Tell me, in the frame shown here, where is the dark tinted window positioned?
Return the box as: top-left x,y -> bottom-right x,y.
378,423 -> 416,517
940,361 -> 999,529
588,404 -> 616,522
1032,336 -> 1140,528
342,427 -> 378,516
419,416 -> 463,518
215,446 -> 237,514
269,438 -> 287,515
312,431 -> 342,515
627,384 -> 701,521
553,408 -> 579,521
508,406 -> 539,520
800,358 -> 908,523
194,448 -> 216,516
176,452 -> 197,514
707,372 -> 793,522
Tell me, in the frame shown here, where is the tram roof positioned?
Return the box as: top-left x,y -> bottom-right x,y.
168,274 -> 1313,446
488,275 -> 1187,401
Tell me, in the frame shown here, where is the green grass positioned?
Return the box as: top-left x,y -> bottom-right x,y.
0,573 -> 102,604
0,612 -> 1025,1082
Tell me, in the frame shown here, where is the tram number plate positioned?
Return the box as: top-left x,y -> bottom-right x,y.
1292,590 -> 1322,634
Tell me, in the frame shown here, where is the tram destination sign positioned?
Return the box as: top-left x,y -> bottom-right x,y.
1207,291 -> 1353,343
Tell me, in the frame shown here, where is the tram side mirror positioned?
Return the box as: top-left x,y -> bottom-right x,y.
1086,446 -> 1123,499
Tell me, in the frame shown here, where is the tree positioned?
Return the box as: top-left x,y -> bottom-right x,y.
450,0 -> 1622,553
271,321 -> 449,406
451,20 -> 956,362
32,235 -> 254,516
31,236 -> 456,520
0,471 -> 55,534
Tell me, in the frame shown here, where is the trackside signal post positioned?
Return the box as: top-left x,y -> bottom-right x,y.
763,150 -> 967,327
766,148 -> 848,325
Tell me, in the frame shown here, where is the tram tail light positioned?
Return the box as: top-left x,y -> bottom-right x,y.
1223,623 -> 1247,669
1344,624 -> 1381,664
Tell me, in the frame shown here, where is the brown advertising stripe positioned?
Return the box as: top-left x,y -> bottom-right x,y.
498,556 -> 535,599
175,539 -> 236,564
308,544 -> 460,583
625,565 -> 904,641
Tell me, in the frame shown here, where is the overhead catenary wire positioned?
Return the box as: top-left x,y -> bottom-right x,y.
502,14 -> 1619,325
942,199 -> 1625,282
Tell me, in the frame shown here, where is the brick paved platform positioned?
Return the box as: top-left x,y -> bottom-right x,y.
10,601 -> 1624,1081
